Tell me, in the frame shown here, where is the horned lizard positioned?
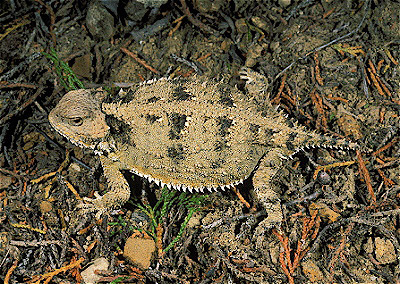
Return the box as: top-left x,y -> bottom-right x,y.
48,69 -> 357,228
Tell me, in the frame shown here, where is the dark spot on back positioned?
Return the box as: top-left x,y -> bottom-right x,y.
210,158 -> 225,169
286,132 -> 297,151
261,110 -> 270,118
147,96 -> 160,103
106,115 -> 132,146
146,114 -> 161,123
249,123 -> 260,134
168,113 -> 187,140
214,140 -> 229,151
305,134 -> 314,144
264,128 -> 280,139
218,84 -> 234,106
217,116 -> 233,137
210,162 -> 220,169
104,87 -> 137,104
172,86 -> 193,101
167,144 -> 185,161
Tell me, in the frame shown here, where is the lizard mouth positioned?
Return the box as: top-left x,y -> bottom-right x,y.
49,122 -> 102,150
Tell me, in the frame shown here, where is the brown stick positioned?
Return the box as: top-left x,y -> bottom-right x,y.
4,260 -> 18,284
120,47 -> 159,74
356,150 -> 376,205
0,82 -> 37,89
178,0 -> 216,34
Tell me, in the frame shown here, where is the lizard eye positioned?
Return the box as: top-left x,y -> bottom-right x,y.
68,117 -> 83,126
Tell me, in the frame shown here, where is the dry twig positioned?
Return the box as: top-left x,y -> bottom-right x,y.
328,222 -> 355,282
271,74 -> 286,104
178,0 -> 217,34
4,260 -> 18,284
356,150 -> 376,205
11,223 -> 46,234
29,257 -> 85,284
273,210 -> 320,284
314,53 -> 324,85
309,89 -> 327,131
313,160 -> 356,180
0,82 -> 37,89
169,15 -> 186,36
231,186 -> 252,209
120,47 -> 159,74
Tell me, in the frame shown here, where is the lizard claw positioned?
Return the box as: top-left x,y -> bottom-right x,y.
239,67 -> 255,82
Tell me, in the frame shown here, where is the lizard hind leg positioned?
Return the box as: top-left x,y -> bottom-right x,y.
252,148 -> 285,235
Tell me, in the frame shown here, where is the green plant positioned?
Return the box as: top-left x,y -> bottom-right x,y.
132,187 -> 206,252
43,48 -> 84,91
108,215 -> 136,236
109,276 -> 129,284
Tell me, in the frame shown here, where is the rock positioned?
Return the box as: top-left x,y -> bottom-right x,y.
251,16 -> 269,31
309,202 -> 341,223
245,43 -> 267,67
136,0 -> 168,8
302,259 -> 324,282
124,0 -> 147,22
86,1 -> 115,41
123,236 -> 156,269
375,237 -> 396,264
81,257 -> 109,284
278,0 -> 291,8
337,109 -> 363,140
22,131 -> 43,150
363,237 -> 374,254
193,0 -> 229,13
235,18 -> 248,34
23,132 -> 42,143
270,41 -> 280,52
69,162 -> 82,173
187,211 -> 201,228
22,141 -> 35,151
0,174 -> 12,189
39,200 -> 53,214
71,54 -> 92,79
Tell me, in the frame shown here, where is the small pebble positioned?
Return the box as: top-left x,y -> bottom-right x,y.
0,174 -> 12,189
375,237 -> 396,264
317,171 -> 331,185
278,0 -> 291,8
81,257 -> 109,284
124,236 -> 156,269
39,200 -> 53,214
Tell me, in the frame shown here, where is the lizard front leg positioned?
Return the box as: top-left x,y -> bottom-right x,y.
79,155 -> 131,218
252,148 -> 284,234
239,68 -> 274,111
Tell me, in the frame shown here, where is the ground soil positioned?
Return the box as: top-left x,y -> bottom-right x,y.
0,0 -> 399,283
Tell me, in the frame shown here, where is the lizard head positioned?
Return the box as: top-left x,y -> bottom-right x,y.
49,89 -> 110,151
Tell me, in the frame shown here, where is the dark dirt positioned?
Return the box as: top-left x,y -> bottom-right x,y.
0,0 -> 399,283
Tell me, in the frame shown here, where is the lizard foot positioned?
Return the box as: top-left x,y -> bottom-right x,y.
239,67 -> 268,86
77,192 -> 109,219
